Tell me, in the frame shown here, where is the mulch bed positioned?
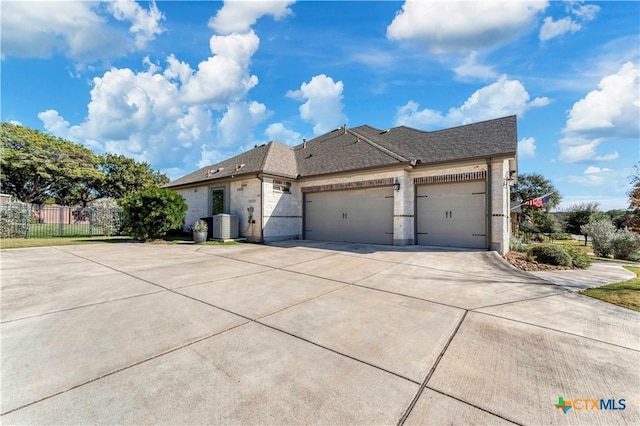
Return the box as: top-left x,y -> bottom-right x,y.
504,251 -> 572,272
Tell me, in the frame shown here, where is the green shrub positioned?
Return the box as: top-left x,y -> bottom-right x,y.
581,219 -> 616,257
528,244 -> 572,267
551,232 -> 573,240
89,198 -> 122,237
120,188 -> 187,241
611,229 -> 640,260
0,202 -> 30,238
563,245 -> 591,269
510,236 -> 528,252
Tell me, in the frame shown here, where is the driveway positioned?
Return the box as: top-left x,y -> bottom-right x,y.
1,241 -> 638,425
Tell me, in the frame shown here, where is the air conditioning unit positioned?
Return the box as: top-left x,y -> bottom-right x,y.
211,214 -> 239,240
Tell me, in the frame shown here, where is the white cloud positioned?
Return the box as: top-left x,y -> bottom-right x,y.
264,123 -> 303,146
108,0 -> 165,49
559,62 -> 639,163
288,74 -> 347,136
8,120 -> 23,126
209,0 -> 295,35
539,1 -> 600,42
215,101 -> 271,149
584,166 -> 612,174
539,16 -> 581,42
394,75 -> 550,128
1,1 -> 164,63
453,51 -> 497,81
180,31 -> 260,105
386,1 -> 548,53
518,137 -> 536,160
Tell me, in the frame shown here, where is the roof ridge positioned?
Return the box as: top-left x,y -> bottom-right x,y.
346,128 -> 408,162
398,114 -> 516,135
259,141 -> 274,171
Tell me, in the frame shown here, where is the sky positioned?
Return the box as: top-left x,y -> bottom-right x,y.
2,0 -> 639,211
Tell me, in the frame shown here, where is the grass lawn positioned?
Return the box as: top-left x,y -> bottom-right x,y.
580,266 -> 640,312
0,236 -> 133,249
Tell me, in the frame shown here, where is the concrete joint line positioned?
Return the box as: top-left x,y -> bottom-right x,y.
397,310 -> 468,426
397,260 -> 546,285
254,285 -> 351,321
0,321 -> 252,417
470,292 -> 568,311
425,387 -> 522,425
474,311 -> 640,353
0,290 -> 166,324
350,282 -> 467,312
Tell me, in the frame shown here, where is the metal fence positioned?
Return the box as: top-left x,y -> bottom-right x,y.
511,221 -> 553,243
0,203 -> 123,238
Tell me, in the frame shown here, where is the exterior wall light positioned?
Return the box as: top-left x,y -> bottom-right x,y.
393,178 -> 401,192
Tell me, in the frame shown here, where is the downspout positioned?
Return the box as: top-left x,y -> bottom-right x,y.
257,173 -> 264,243
486,158 -> 492,251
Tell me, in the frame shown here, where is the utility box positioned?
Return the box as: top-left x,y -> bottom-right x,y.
211,214 -> 239,240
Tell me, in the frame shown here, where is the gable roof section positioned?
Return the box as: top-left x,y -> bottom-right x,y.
293,127 -> 403,177
166,115 -> 517,188
352,115 -> 517,164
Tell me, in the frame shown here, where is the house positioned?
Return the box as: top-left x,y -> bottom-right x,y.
165,115 -> 518,254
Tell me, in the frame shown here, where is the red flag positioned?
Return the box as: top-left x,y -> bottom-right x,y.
523,193 -> 552,208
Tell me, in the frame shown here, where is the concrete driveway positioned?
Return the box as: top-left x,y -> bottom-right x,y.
1,241 -> 638,425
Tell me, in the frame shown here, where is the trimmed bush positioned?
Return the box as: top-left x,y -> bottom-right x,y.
563,245 -> 591,269
551,232 -> 573,240
581,219 -> 616,257
528,244 -> 572,267
611,229 -> 640,260
88,198 -> 122,237
510,236 -> 528,252
0,202 -> 30,238
120,188 -> 187,241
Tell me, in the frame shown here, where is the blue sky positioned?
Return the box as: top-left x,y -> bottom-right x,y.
2,0 -> 639,211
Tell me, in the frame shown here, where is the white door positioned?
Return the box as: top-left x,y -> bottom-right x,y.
305,187 -> 394,244
416,181 -> 486,249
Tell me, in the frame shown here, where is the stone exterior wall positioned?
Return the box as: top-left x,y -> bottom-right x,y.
229,179 -> 262,241
262,177 -> 303,242
490,159 -> 511,254
175,185 -> 209,231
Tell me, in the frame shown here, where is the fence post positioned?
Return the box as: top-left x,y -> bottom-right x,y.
59,206 -> 64,237
89,208 -> 93,236
24,204 -> 30,238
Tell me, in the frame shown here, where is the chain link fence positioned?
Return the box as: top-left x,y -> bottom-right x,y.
0,202 -> 123,238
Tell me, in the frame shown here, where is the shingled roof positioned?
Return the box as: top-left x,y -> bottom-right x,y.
166,115 -> 516,188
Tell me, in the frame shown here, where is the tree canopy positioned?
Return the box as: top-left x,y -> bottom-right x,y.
511,173 -> 562,233
1,123 -> 169,206
628,165 -> 640,231
1,122 -> 102,204
564,202 -> 605,245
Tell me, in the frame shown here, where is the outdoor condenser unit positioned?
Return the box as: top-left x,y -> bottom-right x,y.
212,214 -> 239,240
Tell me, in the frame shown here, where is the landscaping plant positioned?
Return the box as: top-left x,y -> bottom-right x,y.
120,188 -> 187,241
581,219 -> 616,257
527,244 -> 572,267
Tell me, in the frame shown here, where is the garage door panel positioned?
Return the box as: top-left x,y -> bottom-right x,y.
305,187 -> 393,245
416,181 -> 486,249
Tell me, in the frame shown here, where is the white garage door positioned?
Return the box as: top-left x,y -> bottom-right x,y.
416,181 -> 486,249
304,187 -> 394,244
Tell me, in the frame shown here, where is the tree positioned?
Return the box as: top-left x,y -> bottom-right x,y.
1,123 -> 170,206
511,173 -> 561,233
120,187 -> 187,241
0,123 -> 102,204
564,202 -> 605,245
98,153 -> 169,200
627,165 -> 640,231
